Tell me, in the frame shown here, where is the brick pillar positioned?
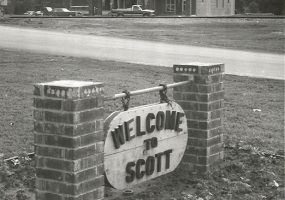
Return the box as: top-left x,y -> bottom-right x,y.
173,63 -> 225,173
33,80 -> 105,200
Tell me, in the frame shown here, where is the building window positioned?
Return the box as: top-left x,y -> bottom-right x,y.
166,0 -> 176,13
228,0 -> 230,3
216,0 -> 218,8
183,0 -> 186,13
223,0 -> 224,7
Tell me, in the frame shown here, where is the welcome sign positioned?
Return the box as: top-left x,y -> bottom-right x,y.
104,102 -> 188,190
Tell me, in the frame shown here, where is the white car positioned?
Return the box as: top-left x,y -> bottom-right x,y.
35,11 -> 44,16
24,11 -> 35,16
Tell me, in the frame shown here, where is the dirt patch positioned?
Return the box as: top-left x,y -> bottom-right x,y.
1,148 -> 284,200
105,147 -> 284,200
0,18 -> 284,54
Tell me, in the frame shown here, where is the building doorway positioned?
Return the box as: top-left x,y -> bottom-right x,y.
182,0 -> 186,14
183,0 -> 196,16
190,0 -> 196,15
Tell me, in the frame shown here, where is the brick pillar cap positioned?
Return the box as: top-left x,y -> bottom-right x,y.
34,80 -> 104,99
174,62 -> 223,67
36,80 -> 102,87
173,63 -> 225,74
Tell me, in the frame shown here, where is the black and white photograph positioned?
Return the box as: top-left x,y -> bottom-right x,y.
0,0 -> 284,199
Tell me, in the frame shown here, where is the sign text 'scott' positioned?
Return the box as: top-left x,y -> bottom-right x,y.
104,102 -> 188,189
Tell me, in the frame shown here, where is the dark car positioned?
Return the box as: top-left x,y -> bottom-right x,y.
24,11 -> 35,16
42,7 -> 53,16
69,6 -> 90,16
52,8 -> 82,17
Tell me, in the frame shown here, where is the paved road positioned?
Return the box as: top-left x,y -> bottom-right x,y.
0,25 -> 284,80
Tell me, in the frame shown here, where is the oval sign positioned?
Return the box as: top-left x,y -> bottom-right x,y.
104,102 -> 188,190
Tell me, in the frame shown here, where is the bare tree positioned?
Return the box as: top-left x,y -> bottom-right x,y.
87,0 -> 95,15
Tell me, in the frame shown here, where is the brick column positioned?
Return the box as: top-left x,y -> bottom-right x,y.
173,63 -> 225,173
33,80 -> 105,200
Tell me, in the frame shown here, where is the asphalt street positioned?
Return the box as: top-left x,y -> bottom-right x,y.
0,25 -> 284,80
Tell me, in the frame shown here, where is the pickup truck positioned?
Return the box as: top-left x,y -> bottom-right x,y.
110,5 -> 155,17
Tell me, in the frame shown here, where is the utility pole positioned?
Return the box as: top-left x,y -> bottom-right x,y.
88,0 -> 95,15
88,0 -> 102,16
94,0 -> 102,15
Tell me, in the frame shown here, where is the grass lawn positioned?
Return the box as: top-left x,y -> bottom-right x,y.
0,48 -> 283,156
0,18 -> 284,54
0,48 -> 284,200
0,17 -> 284,199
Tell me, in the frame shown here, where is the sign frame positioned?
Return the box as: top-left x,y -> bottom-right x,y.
104,102 -> 188,190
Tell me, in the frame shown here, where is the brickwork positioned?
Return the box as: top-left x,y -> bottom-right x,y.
173,63 -> 225,173
33,80 -> 105,200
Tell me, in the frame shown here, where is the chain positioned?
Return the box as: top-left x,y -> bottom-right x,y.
121,90 -> 131,111
159,84 -> 172,108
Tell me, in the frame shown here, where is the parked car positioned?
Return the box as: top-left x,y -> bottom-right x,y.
34,11 -> 43,16
24,11 -> 35,16
69,6 -> 90,16
110,5 -> 155,17
42,7 -> 53,16
51,8 -> 82,17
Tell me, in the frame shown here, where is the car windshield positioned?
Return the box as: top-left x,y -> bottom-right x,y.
45,7 -> 52,12
133,6 -> 142,11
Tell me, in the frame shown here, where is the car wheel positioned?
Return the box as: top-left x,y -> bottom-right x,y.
117,13 -> 124,17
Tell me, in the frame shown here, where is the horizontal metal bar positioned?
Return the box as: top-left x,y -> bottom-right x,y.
104,80 -> 191,101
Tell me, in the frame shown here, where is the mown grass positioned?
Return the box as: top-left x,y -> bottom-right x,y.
0,48 -> 284,200
0,18 -> 284,53
0,48 -> 283,158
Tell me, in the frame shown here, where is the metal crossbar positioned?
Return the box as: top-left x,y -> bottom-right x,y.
104,80 -> 191,101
